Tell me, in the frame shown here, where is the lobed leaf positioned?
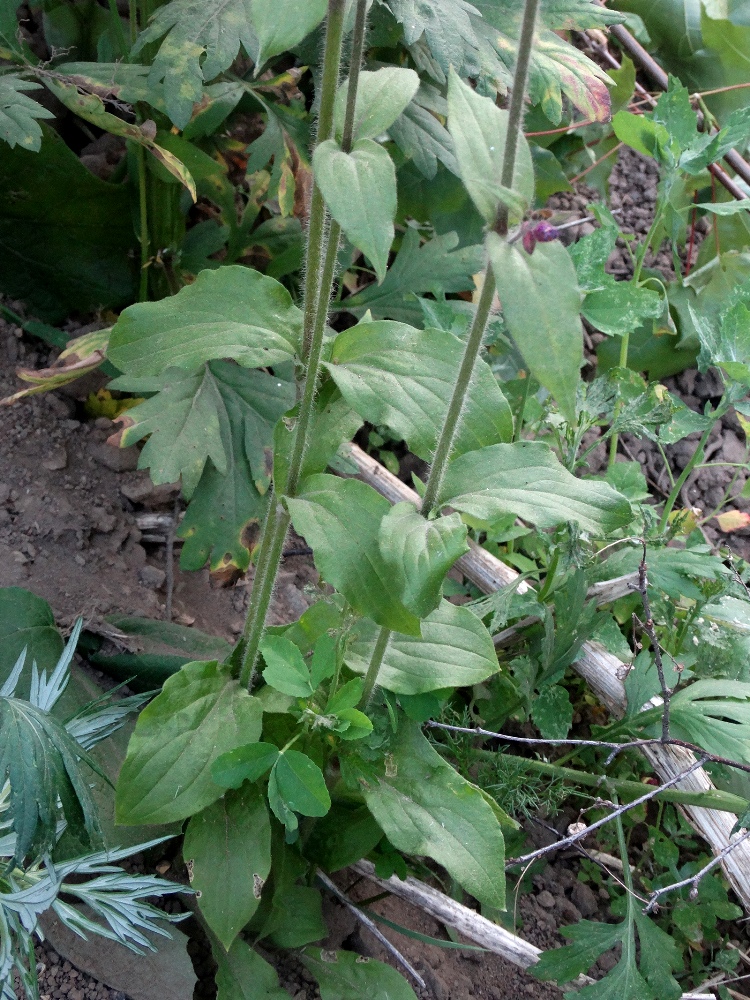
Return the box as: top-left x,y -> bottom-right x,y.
107,266 -> 301,377
0,76 -> 54,151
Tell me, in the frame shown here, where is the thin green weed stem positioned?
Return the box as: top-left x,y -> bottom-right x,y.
659,419 -> 715,531
360,627 -> 392,709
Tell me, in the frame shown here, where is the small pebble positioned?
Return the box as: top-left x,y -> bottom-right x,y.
139,564 -> 166,590
536,889 -> 555,909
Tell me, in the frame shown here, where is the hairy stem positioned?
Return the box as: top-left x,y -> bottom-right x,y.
136,144 -> 149,301
495,0 -> 540,236
360,627 -> 392,709
301,0 -> 347,361
421,0 -> 539,515
240,0 -> 367,689
421,272 -> 496,515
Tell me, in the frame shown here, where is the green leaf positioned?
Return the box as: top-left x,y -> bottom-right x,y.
302,948 -> 417,1000
0,696 -> 104,866
0,588 -> 63,689
378,503 -> 468,618
345,600 -> 499,695
268,749 -> 331,831
116,660 -> 263,824
385,0 -> 481,77
0,76 -> 54,151
667,680 -> 750,764
337,228 -> 484,324
114,361 -> 295,573
447,69 -> 533,225
356,720 -> 505,908
692,300 -> 750,384
388,85 -> 458,179
305,803 -> 383,871
487,235 -> 582,422
249,0 -> 327,67
264,884 -> 327,948
184,784 -> 271,949
286,475 -> 422,636
541,0 -> 625,29
133,0 -> 259,128
334,67 -> 420,142
612,109 -> 669,158
214,938 -> 289,1000
325,320 -> 513,461
260,635 -> 314,698
313,139 -> 396,284
438,441 -> 632,536
107,265 -> 301,377
696,199 -> 750,215
44,78 -> 197,198
582,282 -> 664,338
534,919 -> 622,984
0,125 -> 137,322
311,633 -> 337,689
211,742 -> 280,789
531,685 -> 573,740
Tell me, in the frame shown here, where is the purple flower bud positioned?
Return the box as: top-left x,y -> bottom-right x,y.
521,220 -> 561,255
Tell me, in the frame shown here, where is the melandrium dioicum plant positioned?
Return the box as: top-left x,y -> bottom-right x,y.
6,0 -> 750,997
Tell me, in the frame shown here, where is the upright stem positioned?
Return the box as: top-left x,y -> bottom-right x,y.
421,274 -> 496,514
421,0 -> 539,515
301,0 -> 347,361
359,627 -> 391,709
239,0 -> 366,689
136,144 -> 150,301
658,418 -> 715,532
341,0 -> 368,153
495,0 -> 540,236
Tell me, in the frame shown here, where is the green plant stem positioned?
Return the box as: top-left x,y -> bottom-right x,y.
658,418 -> 715,531
239,0 -> 358,689
301,0 -> 347,361
421,273 -> 496,515
421,0 -> 538,515
512,374 -> 532,443
607,330 -> 631,466
473,751 -> 747,813
136,144 -> 149,301
129,0 -> 138,43
494,0 -> 540,236
359,627 -> 391,709
341,0 -> 368,154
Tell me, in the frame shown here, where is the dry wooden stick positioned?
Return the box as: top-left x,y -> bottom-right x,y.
344,442 -> 750,910
351,860 -> 713,999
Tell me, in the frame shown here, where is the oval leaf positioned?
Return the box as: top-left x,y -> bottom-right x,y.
345,600 -> 499,695
184,784 -> 271,950
303,948 -> 418,1000
260,635 -> 314,698
251,0 -> 327,67
286,475 -> 422,636
325,320 -> 513,460
379,503 -> 468,619
447,68 -> 533,225
211,742 -> 280,789
107,266 -> 301,377
487,234 -> 583,423
313,139 -> 396,284
438,441 -> 632,536
116,660 -> 263,825
268,749 -> 331,828
333,67 -> 420,142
